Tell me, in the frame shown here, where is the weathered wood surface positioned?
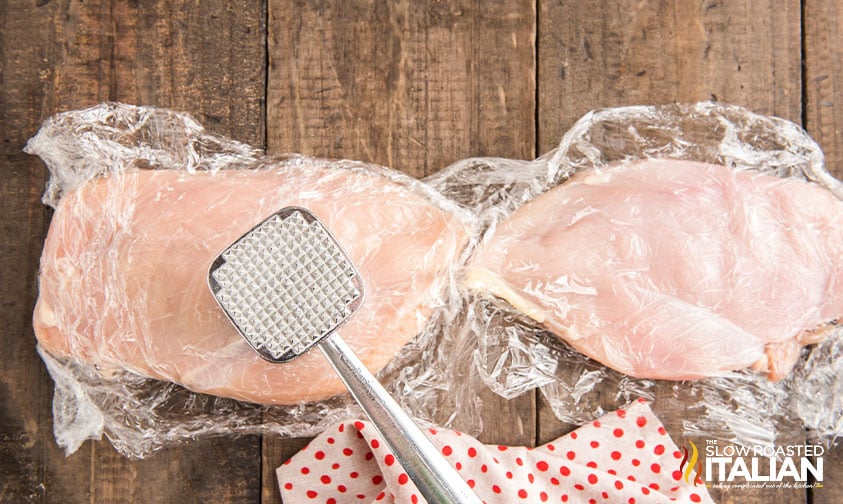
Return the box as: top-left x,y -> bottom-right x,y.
1,0 -> 841,502
1,0 -> 264,502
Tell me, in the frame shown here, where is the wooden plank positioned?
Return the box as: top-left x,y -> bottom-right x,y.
537,1 -> 804,503
1,0 -> 265,502
538,0 -> 802,154
804,1 -> 843,502
264,0 -> 535,500
0,1 -> 93,500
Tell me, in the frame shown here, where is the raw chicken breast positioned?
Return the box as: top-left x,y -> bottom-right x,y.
465,158 -> 843,380
34,163 -> 470,404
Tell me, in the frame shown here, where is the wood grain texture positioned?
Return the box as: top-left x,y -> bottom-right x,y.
805,0 -> 843,179
804,1 -> 843,501
538,1 -> 806,503
0,2 -> 93,501
538,0 -> 802,152
1,0 -> 264,502
265,1 -> 535,500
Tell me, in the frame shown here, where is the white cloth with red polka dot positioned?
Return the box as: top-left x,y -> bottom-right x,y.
277,399 -> 714,503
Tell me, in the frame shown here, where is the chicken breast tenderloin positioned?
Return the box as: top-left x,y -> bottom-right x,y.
466,158 -> 843,380
34,164 -> 470,404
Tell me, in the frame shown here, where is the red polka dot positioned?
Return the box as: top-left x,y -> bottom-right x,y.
590,441 -> 600,448
337,485 -> 347,493
398,473 -> 409,485
627,475 -> 637,482
560,466 -> 571,476
673,450 -> 682,459
338,424 -> 345,432
516,457 -> 524,466
327,499 -> 336,504
589,499 -> 596,504
372,475 -> 383,485
586,461 -> 598,469
331,463 -> 340,470
498,445 -> 508,451
365,452 -> 374,461
371,439 -> 380,449
588,474 -> 598,485
481,464 -> 488,473
670,486 -> 679,492
635,440 -> 645,449
315,451 -> 325,460
571,432 -> 578,439
493,457 -> 500,464
617,409 -> 627,418
506,471 -> 513,479
651,463 -> 661,474
607,469 -> 617,476
327,437 -> 335,444
518,489 -> 528,499
357,494 -> 365,500
574,484 -> 585,491
628,499 -> 636,504
562,495 -> 569,502
467,479 -> 475,488
601,492 -> 609,499
690,494 -> 701,502
349,472 -> 359,479
354,421 -> 365,430
658,426 -> 667,435
468,447 -> 477,458
384,454 -> 395,466
672,470 -> 682,481
638,397 -> 647,403
301,467 -> 310,475
456,462 -> 462,470
632,459 -> 641,467
411,495 -> 418,504
613,428 -> 624,438
654,444 -> 665,455
615,480 -> 624,490
306,490 -> 318,499
611,451 -> 622,460
429,428 -> 437,434
320,475 -> 331,484
641,487 -> 650,495
566,451 -> 576,460
547,443 -> 556,451
528,473 -> 535,483
442,445 -> 453,456
636,416 -> 647,428
540,491 -> 548,502
492,485 -> 502,494
375,492 -> 385,500
343,448 -> 354,456
537,460 -> 549,471
592,421 -> 601,428
283,483 -> 292,490
649,483 -> 660,491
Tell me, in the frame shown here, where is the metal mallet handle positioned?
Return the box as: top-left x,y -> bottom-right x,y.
319,333 -> 482,504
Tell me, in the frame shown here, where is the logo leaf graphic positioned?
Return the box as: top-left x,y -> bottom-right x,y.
683,441 -> 699,484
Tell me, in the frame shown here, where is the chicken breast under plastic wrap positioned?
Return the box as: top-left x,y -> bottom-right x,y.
465,158 -> 843,380
34,163 -> 470,404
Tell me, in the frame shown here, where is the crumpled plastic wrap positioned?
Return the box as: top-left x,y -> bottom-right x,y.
426,102 -> 843,449
26,102 -> 477,457
27,101 -> 843,458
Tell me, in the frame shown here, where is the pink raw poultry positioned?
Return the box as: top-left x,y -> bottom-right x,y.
34,163 -> 470,404
465,158 -> 843,380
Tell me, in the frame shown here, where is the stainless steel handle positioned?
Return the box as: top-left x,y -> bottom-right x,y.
319,333 -> 482,504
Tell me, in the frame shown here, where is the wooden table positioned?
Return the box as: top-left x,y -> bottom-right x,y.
2,1 -> 841,502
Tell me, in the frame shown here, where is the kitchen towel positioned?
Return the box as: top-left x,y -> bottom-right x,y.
277,398 -> 714,503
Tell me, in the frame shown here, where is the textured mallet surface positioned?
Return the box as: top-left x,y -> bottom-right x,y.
211,209 -> 361,362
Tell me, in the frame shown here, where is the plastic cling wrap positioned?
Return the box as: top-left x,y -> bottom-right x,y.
427,102 -> 843,449
28,102 -> 843,458
26,103 -> 477,456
